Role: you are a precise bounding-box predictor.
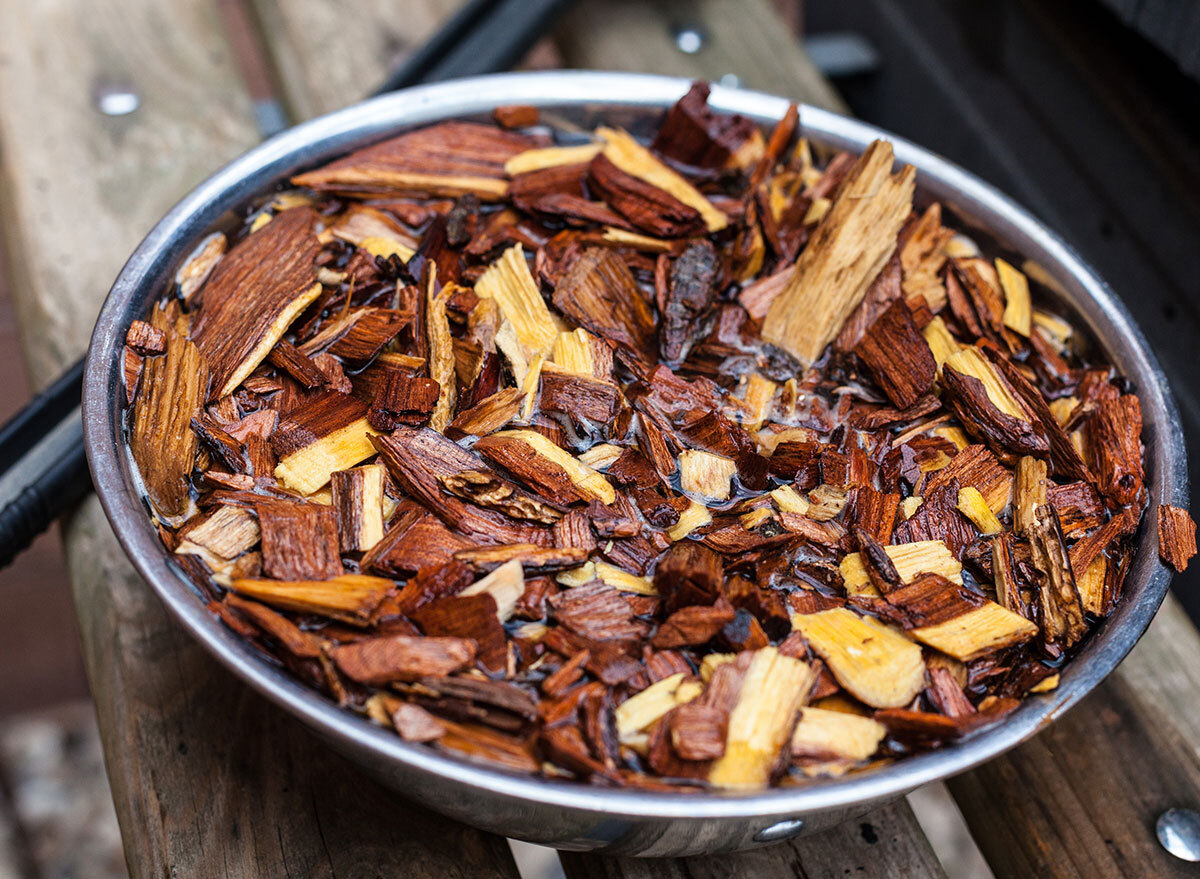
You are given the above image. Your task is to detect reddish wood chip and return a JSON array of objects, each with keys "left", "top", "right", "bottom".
[
  {"left": 1159, "top": 504, "right": 1197, "bottom": 573},
  {"left": 329, "top": 635, "right": 475, "bottom": 685}
]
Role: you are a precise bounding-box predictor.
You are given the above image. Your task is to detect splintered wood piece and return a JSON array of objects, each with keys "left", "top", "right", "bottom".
[
  {"left": 550, "top": 327, "right": 610, "bottom": 378},
  {"left": 791, "top": 706, "right": 886, "bottom": 763},
  {"left": 548, "top": 582, "right": 647, "bottom": 641},
  {"left": 177, "top": 231, "right": 226, "bottom": 302},
  {"left": 653, "top": 541, "right": 725, "bottom": 610},
  {"left": 330, "top": 635, "right": 475, "bottom": 685},
  {"left": 229, "top": 574, "right": 393, "bottom": 625},
  {"left": 588, "top": 154, "right": 704, "bottom": 238},
  {"left": 317, "top": 308, "right": 414, "bottom": 363},
  {"left": 1014, "top": 455, "right": 1048, "bottom": 535},
  {"left": 1087, "top": 394, "right": 1144, "bottom": 506},
  {"left": 660, "top": 241, "right": 718, "bottom": 366},
  {"left": 425, "top": 273, "right": 457, "bottom": 433},
  {"left": 291, "top": 121, "right": 538, "bottom": 199},
  {"left": 257, "top": 500, "right": 344, "bottom": 581},
  {"left": 854, "top": 299, "right": 936, "bottom": 409},
  {"left": 1046, "top": 481, "right": 1106, "bottom": 539},
  {"left": 596, "top": 127, "right": 727, "bottom": 232},
  {"left": 1029, "top": 504, "right": 1087, "bottom": 647},
  {"left": 615, "top": 673, "right": 694, "bottom": 739},
  {"left": 899, "top": 203, "right": 952, "bottom": 307},
  {"left": 362, "top": 510, "right": 473, "bottom": 577},
  {"left": 391, "top": 703, "right": 447, "bottom": 743},
  {"left": 175, "top": 505, "right": 259, "bottom": 564},
  {"left": 957, "top": 486, "right": 1003, "bottom": 535},
  {"left": 475, "top": 429, "right": 615, "bottom": 505},
  {"left": 126, "top": 319, "right": 165, "bottom": 355},
  {"left": 440, "top": 471, "right": 562, "bottom": 525},
  {"left": 941, "top": 347, "right": 1048, "bottom": 458},
  {"left": 371, "top": 429, "right": 550, "bottom": 546},
  {"left": 331, "top": 465, "right": 385, "bottom": 553},
  {"left": 708, "top": 647, "right": 814, "bottom": 789},
  {"left": 1068, "top": 506, "right": 1139, "bottom": 576},
  {"left": 652, "top": 603, "right": 738, "bottom": 648},
  {"left": 670, "top": 703, "right": 728, "bottom": 761},
  {"left": 996, "top": 258, "right": 1032, "bottom": 336},
  {"left": 678, "top": 449, "right": 737, "bottom": 501},
  {"left": 667, "top": 499, "right": 712, "bottom": 542},
  {"left": 762, "top": 140, "right": 915, "bottom": 365},
  {"left": 368, "top": 373, "right": 441, "bottom": 431},
  {"left": 410, "top": 593, "right": 507, "bottom": 673},
  {"left": 925, "top": 443, "right": 1013, "bottom": 514},
  {"left": 922, "top": 316, "right": 960, "bottom": 371},
  {"left": 223, "top": 594, "right": 324, "bottom": 659},
  {"left": 268, "top": 338, "right": 327, "bottom": 388},
  {"left": 130, "top": 302, "right": 207, "bottom": 525},
  {"left": 650, "top": 82, "right": 761, "bottom": 171},
  {"left": 986, "top": 348, "right": 1092, "bottom": 481},
  {"left": 1158, "top": 504, "right": 1197, "bottom": 573},
  {"left": 455, "top": 544, "right": 584, "bottom": 573},
  {"left": 791, "top": 608, "right": 925, "bottom": 708},
  {"left": 538, "top": 370, "right": 621, "bottom": 424},
  {"left": 1076, "top": 554, "right": 1108, "bottom": 616},
  {"left": 190, "top": 207, "right": 322, "bottom": 398},
  {"left": 474, "top": 244, "right": 560, "bottom": 370},
  {"left": 447, "top": 387, "right": 524, "bottom": 438},
  {"left": 504, "top": 142, "right": 602, "bottom": 176},
  {"left": 890, "top": 573, "right": 1037, "bottom": 660},
  {"left": 272, "top": 392, "right": 378, "bottom": 495},
  {"left": 552, "top": 247, "right": 656, "bottom": 357},
  {"left": 459, "top": 558, "right": 526, "bottom": 621},
  {"left": 839, "top": 539, "right": 963, "bottom": 597}
]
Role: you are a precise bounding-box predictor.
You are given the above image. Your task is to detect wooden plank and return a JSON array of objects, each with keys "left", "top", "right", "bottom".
[
  {"left": 0, "top": 0, "right": 260, "bottom": 387},
  {"left": 558, "top": 800, "right": 947, "bottom": 878},
  {"left": 0, "top": 1, "right": 520, "bottom": 875},
  {"left": 248, "top": 0, "right": 465, "bottom": 119},
  {"left": 554, "top": 0, "right": 847, "bottom": 113},
  {"left": 946, "top": 593, "right": 1200, "bottom": 879}
]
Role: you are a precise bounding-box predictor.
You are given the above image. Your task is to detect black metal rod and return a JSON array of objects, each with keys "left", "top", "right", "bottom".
[
  {"left": 371, "top": 0, "right": 503, "bottom": 95},
  {"left": 0, "top": 357, "right": 83, "bottom": 474},
  {"left": 373, "top": 0, "right": 576, "bottom": 94}
]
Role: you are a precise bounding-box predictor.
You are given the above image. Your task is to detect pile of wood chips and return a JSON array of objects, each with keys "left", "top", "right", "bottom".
[{"left": 125, "top": 83, "right": 1195, "bottom": 790}]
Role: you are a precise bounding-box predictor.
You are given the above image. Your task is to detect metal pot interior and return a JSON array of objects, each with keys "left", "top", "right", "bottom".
[{"left": 81, "top": 71, "right": 1187, "bottom": 855}]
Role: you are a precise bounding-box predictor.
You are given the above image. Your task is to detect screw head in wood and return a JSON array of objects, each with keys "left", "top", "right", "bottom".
[{"left": 1157, "top": 808, "right": 1200, "bottom": 861}]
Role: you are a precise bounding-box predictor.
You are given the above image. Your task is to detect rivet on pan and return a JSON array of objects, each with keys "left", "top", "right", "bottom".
[
  {"left": 754, "top": 818, "right": 805, "bottom": 843},
  {"left": 1157, "top": 808, "right": 1200, "bottom": 861},
  {"left": 94, "top": 83, "right": 140, "bottom": 116},
  {"left": 673, "top": 26, "right": 706, "bottom": 54}
]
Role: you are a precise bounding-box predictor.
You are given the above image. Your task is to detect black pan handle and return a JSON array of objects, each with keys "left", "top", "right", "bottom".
[{"left": 0, "top": 413, "right": 90, "bottom": 568}]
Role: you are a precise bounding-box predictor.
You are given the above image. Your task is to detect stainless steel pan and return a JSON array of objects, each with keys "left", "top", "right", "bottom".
[{"left": 82, "top": 71, "right": 1187, "bottom": 856}]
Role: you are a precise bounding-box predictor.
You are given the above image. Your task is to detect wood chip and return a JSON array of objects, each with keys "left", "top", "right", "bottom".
[
  {"left": 762, "top": 140, "right": 915, "bottom": 364},
  {"left": 1158, "top": 504, "right": 1197, "bottom": 573}
]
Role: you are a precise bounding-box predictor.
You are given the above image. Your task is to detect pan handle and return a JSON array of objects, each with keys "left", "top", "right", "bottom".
[{"left": 0, "top": 356, "right": 90, "bottom": 568}]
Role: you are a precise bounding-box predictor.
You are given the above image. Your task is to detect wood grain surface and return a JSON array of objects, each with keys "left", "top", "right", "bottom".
[{"left": 559, "top": 799, "right": 946, "bottom": 879}]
